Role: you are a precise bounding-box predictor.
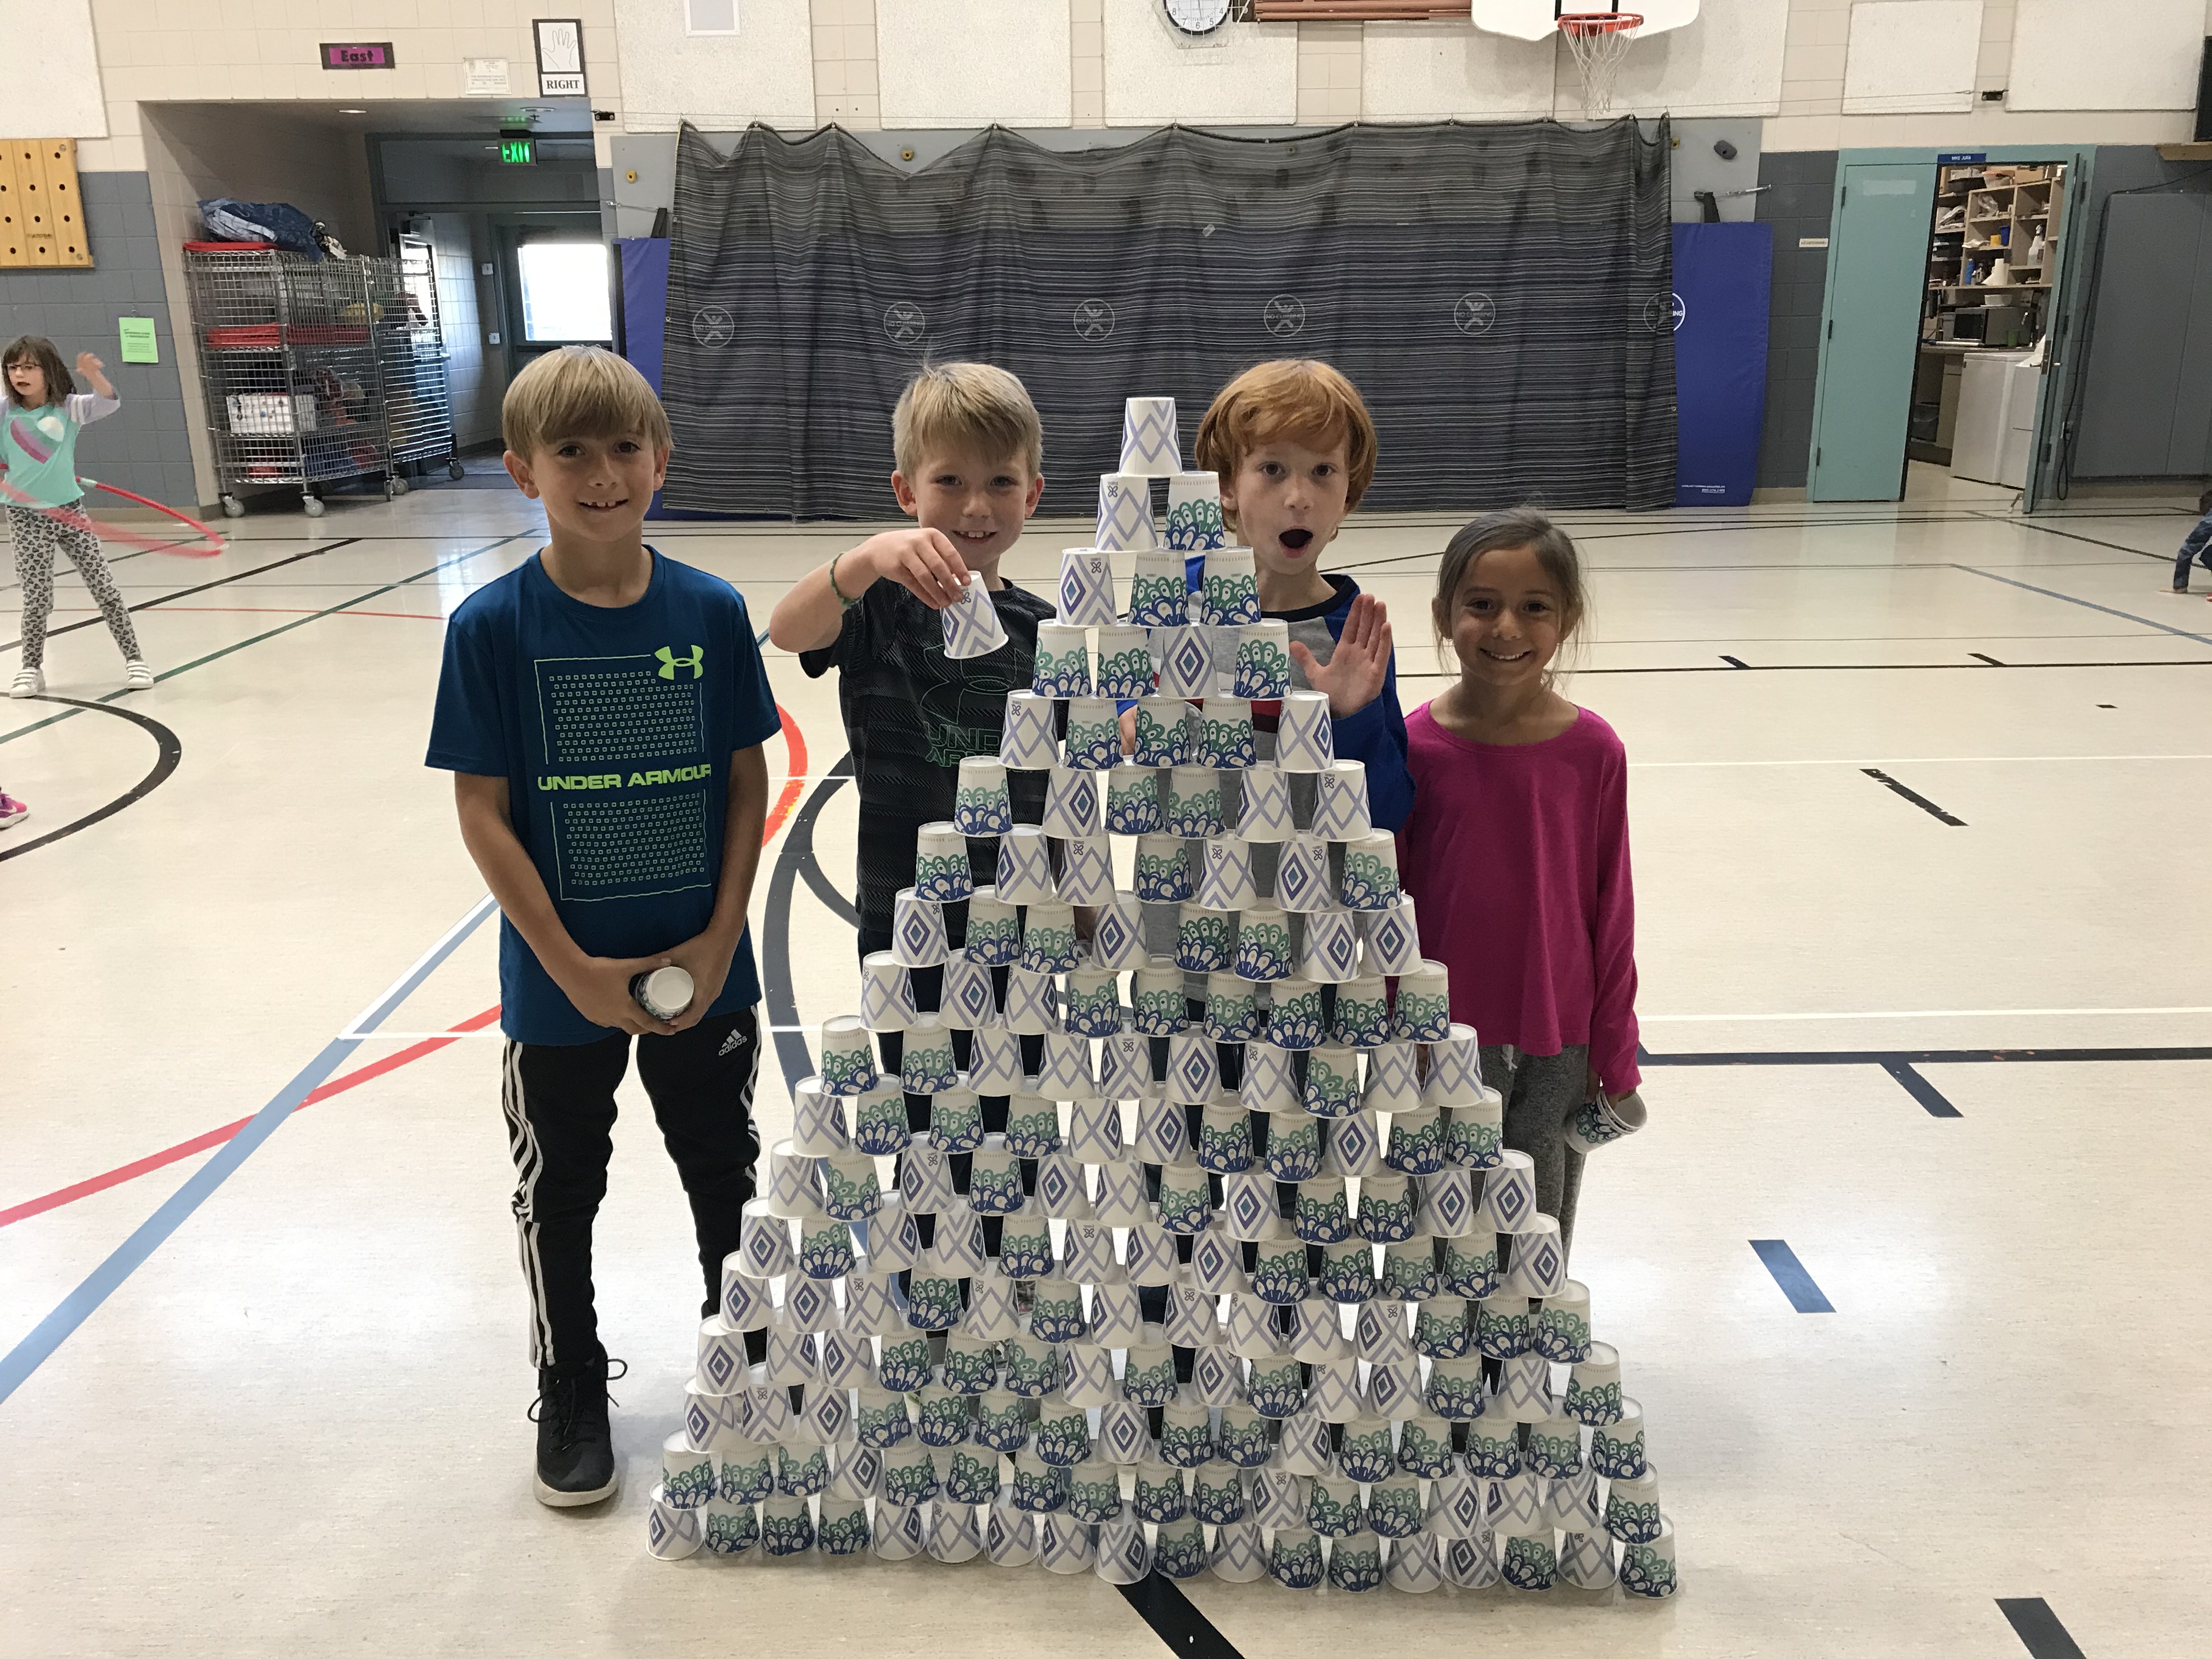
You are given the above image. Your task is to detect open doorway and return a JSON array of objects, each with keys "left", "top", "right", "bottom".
[
  {"left": 1908, "top": 162, "right": 2067, "bottom": 495},
  {"left": 1808, "top": 145, "right": 2095, "bottom": 507}
]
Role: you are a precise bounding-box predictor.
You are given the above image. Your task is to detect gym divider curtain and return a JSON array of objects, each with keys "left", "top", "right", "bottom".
[{"left": 661, "top": 119, "right": 1675, "bottom": 519}]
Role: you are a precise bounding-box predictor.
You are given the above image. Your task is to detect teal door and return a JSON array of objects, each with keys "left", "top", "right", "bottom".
[{"left": 1809, "top": 163, "right": 1937, "bottom": 500}]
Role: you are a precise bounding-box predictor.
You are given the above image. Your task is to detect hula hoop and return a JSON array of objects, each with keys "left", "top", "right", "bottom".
[{"left": 0, "top": 472, "right": 227, "bottom": 557}]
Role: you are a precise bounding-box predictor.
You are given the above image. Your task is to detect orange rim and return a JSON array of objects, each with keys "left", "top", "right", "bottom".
[{"left": 1559, "top": 12, "right": 1643, "bottom": 35}]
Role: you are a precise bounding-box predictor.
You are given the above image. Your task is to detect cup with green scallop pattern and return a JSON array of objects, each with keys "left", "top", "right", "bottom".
[
  {"left": 1392, "top": 958, "right": 1451, "bottom": 1042},
  {"left": 1217, "top": 1398, "right": 1275, "bottom": 1465},
  {"left": 1605, "top": 1466, "right": 1662, "bottom": 1543},
  {"left": 1259, "top": 1109, "right": 1322, "bottom": 1182},
  {"left": 1067, "top": 1460, "right": 1122, "bottom": 1522},
  {"left": 1315, "top": 1238, "right": 1375, "bottom": 1303},
  {"left": 1031, "top": 622, "right": 1091, "bottom": 697},
  {"left": 1533, "top": 1279, "right": 1592, "bottom": 1362},
  {"left": 1248, "top": 1232, "right": 1309, "bottom": 1304},
  {"left": 1268, "top": 1523, "right": 1324, "bottom": 1589},
  {"left": 1464, "top": 1413, "right": 1521, "bottom": 1477},
  {"left": 974, "top": 1388, "right": 1035, "bottom": 1454},
  {"left": 1499, "top": 1526, "right": 1556, "bottom": 1592},
  {"left": 1301, "top": 1045, "right": 1361, "bottom": 1117},
  {"left": 1193, "top": 1462, "right": 1246, "bottom": 1523},
  {"left": 1154, "top": 1513, "right": 1207, "bottom": 1579},
  {"left": 1247, "top": 1351, "right": 1305, "bottom": 1418},
  {"left": 1232, "top": 620, "right": 1291, "bottom": 699},
  {"left": 1130, "top": 549, "right": 1189, "bottom": 626},
  {"left": 1293, "top": 1174, "right": 1351, "bottom": 1242},
  {"left": 1165, "top": 765, "right": 1223, "bottom": 838},
  {"left": 1033, "top": 1396, "right": 1091, "bottom": 1466},
  {"left": 1444, "top": 1097, "right": 1505, "bottom": 1169},
  {"left": 1012, "top": 1448, "right": 1068, "bottom": 1513},
  {"left": 699, "top": 1497, "right": 758, "bottom": 1556},
  {"left": 1357, "top": 1173, "right": 1418, "bottom": 1242},
  {"left": 1204, "top": 969, "right": 1264, "bottom": 1041},
  {"left": 1385, "top": 1105, "right": 1444, "bottom": 1175},
  {"left": 1565, "top": 1341, "right": 1622, "bottom": 1424},
  {"left": 1264, "top": 976, "right": 1325, "bottom": 1049},
  {"left": 1424, "top": 1353, "right": 1487, "bottom": 1420},
  {"left": 1132, "top": 836, "right": 1192, "bottom": 907},
  {"left": 1526, "top": 1410, "right": 1584, "bottom": 1479},
  {"left": 1230, "top": 904, "right": 1295, "bottom": 982},
  {"left": 1200, "top": 546, "right": 1261, "bottom": 627},
  {"left": 1173, "top": 902, "right": 1235, "bottom": 974},
  {"left": 1198, "top": 696, "right": 1257, "bottom": 769},
  {"left": 1158, "top": 1397, "right": 1214, "bottom": 1468},
  {"left": 1133, "top": 695, "right": 1192, "bottom": 766},
  {"left": 1094, "top": 624, "right": 1155, "bottom": 699},
  {"left": 1106, "top": 762, "right": 1164, "bottom": 833},
  {"left": 1589, "top": 1397, "right": 1646, "bottom": 1480},
  {"left": 1064, "top": 696, "right": 1121, "bottom": 771},
  {"left": 997, "top": 1211, "right": 1055, "bottom": 1280}
]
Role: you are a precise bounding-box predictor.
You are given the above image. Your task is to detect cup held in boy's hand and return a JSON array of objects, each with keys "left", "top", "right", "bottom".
[{"left": 941, "top": 571, "right": 1009, "bottom": 659}]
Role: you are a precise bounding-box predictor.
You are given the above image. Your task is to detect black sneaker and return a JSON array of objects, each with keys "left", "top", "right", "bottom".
[{"left": 529, "top": 1356, "right": 625, "bottom": 1508}]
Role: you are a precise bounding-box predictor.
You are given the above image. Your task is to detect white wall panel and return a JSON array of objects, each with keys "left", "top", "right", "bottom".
[
  {"left": 879, "top": 0, "right": 1074, "bottom": 127},
  {"left": 2010, "top": 0, "right": 2204, "bottom": 111},
  {"left": 1361, "top": 22, "right": 1556, "bottom": 121},
  {"left": 1610, "top": 0, "right": 1790, "bottom": 119},
  {"left": 1843, "top": 2, "right": 1983, "bottom": 116},
  {"left": 613, "top": 0, "right": 817, "bottom": 132},
  {"left": 1102, "top": 2, "right": 1299, "bottom": 126},
  {"left": 2, "top": 0, "right": 105, "bottom": 138}
]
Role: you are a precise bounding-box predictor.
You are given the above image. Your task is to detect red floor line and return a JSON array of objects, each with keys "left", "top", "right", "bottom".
[{"left": 1, "top": 703, "right": 811, "bottom": 1231}]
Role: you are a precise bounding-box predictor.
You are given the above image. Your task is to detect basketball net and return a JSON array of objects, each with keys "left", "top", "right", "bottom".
[{"left": 1559, "top": 12, "right": 1642, "bottom": 120}]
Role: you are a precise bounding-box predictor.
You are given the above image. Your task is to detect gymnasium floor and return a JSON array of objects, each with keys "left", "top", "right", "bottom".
[{"left": 3, "top": 467, "right": 2209, "bottom": 1657}]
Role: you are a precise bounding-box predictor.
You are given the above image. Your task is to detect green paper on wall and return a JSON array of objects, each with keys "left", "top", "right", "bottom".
[{"left": 117, "top": 318, "right": 159, "bottom": 364}]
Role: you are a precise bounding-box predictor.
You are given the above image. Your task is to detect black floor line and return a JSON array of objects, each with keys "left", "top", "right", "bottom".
[
  {"left": 0, "top": 537, "right": 360, "bottom": 654},
  {"left": 1970, "top": 651, "right": 2004, "bottom": 665},
  {"left": 1117, "top": 1576, "right": 1245, "bottom": 1658},
  {"left": 1719, "top": 653, "right": 1750, "bottom": 668},
  {"left": 1864, "top": 768, "right": 1968, "bottom": 825},
  {"left": 1644, "top": 1044, "right": 2212, "bottom": 1065},
  {"left": 762, "top": 757, "right": 854, "bottom": 1093},
  {"left": 1749, "top": 1239, "right": 1835, "bottom": 1313},
  {"left": 1881, "top": 1059, "right": 1964, "bottom": 1117},
  {"left": 0, "top": 695, "right": 181, "bottom": 863},
  {"left": 0, "top": 533, "right": 528, "bottom": 752},
  {"left": 1997, "top": 1598, "right": 2089, "bottom": 1659},
  {"left": 1980, "top": 510, "right": 2179, "bottom": 565}
]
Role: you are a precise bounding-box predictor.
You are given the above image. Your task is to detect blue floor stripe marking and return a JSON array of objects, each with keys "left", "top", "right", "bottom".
[
  {"left": 1953, "top": 564, "right": 2212, "bottom": 648},
  {"left": 1882, "top": 1059, "right": 1964, "bottom": 1117},
  {"left": 1998, "top": 1598, "right": 2089, "bottom": 1659},
  {"left": 0, "top": 898, "right": 498, "bottom": 1409},
  {"left": 1750, "top": 1239, "right": 1835, "bottom": 1313}
]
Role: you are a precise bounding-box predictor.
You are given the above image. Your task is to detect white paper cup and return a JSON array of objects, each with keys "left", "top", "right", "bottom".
[
  {"left": 645, "top": 1484, "right": 704, "bottom": 1559},
  {"left": 1033, "top": 620, "right": 1093, "bottom": 698},
  {"left": 1137, "top": 1091, "right": 1193, "bottom": 1162},
  {"left": 1064, "top": 696, "right": 1121, "bottom": 771},
  {"left": 1393, "top": 958, "right": 1451, "bottom": 1042},
  {"left": 1196, "top": 833, "right": 1260, "bottom": 910},
  {"left": 1057, "top": 548, "right": 1118, "bottom": 628},
  {"left": 1097, "top": 470, "right": 1161, "bottom": 551},
  {"left": 857, "top": 951, "right": 916, "bottom": 1032},
  {"left": 1104, "top": 764, "right": 1163, "bottom": 838},
  {"left": 953, "top": 754, "right": 1013, "bottom": 836},
  {"left": 1198, "top": 696, "right": 1257, "bottom": 770},
  {"left": 995, "top": 826, "right": 1056, "bottom": 905},
  {"left": 1309, "top": 759, "right": 1372, "bottom": 840},
  {"left": 1129, "top": 548, "right": 1189, "bottom": 627},
  {"left": 1165, "top": 470, "right": 1224, "bottom": 551},
  {"left": 1272, "top": 832, "right": 1333, "bottom": 913},
  {"left": 1095, "top": 1028, "right": 1152, "bottom": 1107},
  {"left": 1057, "top": 833, "right": 1116, "bottom": 905},
  {"left": 764, "top": 1145, "right": 823, "bottom": 1220},
  {"left": 967, "top": 1019, "right": 1025, "bottom": 1093},
  {"left": 1042, "top": 764, "right": 1100, "bottom": 839},
  {"left": 943, "top": 570, "right": 1009, "bottom": 659},
  {"left": 1132, "top": 696, "right": 1192, "bottom": 768},
  {"left": 819, "top": 1014, "right": 879, "bottom": 1098},
  {"left": 1165, "top": 766, "right": 1225, "bottom": 839},
  {"left": 1199, "top": 546, "right": 1260, "bottom": 627},
  {"left": 1566, "top": 1088, "right": 1649, "bottom": 1153},
  {"left": 1299, "top": 905, "right": 1362, "bottom": 984},
  {"left": 998, "top": 689, "right": 1058, "bottom": 770},
  {"left": 898, "top": 1011, "right": 957, "bottom": 1094},
  {"left": 1153, "top": 625, "right": 1213, "bottom": 699},
  {"left": 1619, "top": 1515, "right": 1678, "bottom": 1598},
  {"left": 1339, "top": 828, "right": 1400, "bottom": 913},
  {"left": 1275, "top": 689, "right": 1336, "bottom": 773},
  {"left": 1119, "top": 397, "right": 1182, "bottom": 477},
  {"left": 1361, "top": 894, "right": 1423, "bottom": 975},
  {"left": 1133, "top": 833, "right": 1194, "bottom": 906},
  {"left": 789, "top": 1075, "right": 848, "bottom": 1157},
  {"left": 1475, "top": 1149, "right": 1539, "bottom": 1232}
]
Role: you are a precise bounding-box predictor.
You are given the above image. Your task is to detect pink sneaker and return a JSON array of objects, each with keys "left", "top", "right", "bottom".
[{"left": 0, "top": 792, "right": 26, "bottom": 830}]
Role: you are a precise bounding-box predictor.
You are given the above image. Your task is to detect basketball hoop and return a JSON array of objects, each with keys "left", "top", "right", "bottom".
[{"left": 1558, "top": 12, "right": 1642, "bottom": 120}]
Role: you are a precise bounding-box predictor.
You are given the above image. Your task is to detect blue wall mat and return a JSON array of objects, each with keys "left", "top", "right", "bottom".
[
  {"left": 618, "top": 237, "right": 670, "bottom": 391},
  {"left": 617, "top": 237, "right": 673, "bottom": 516},
  {"left": 1673, "top": 222, "right": 1774, "bottom": 506}
]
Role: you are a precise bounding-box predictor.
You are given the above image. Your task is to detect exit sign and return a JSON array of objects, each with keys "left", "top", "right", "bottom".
[
  {"left": 500, "top": 135, "right": 536, "bottom": 166},
  {"left": 320, "top": 42, "right": 395, "bottom": 70}
]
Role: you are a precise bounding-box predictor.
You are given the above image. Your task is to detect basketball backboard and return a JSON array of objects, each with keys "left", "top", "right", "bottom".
[{"left": 1469, "top": 0, "right": 1700, "bottom": 42}]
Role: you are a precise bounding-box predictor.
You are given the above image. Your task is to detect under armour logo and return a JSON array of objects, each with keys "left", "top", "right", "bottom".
[
  {"left": 656, "top": 645, "right": 704, "bottom": 681},
  {"left": 718, "top": 1027, "right": 745, "bottom": 1057}
]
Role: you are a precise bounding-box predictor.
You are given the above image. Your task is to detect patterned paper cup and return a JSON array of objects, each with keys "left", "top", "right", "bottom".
[
  {"left": 1033, "top": 620, "right": 1092, "bottom": 698},
  {"left": 1165, "top": 765, "right": 1225, "bottom": 840},
  {"left": 1042, "top": 764, "right": 1100, "bottom": 839},
  {"left": 1057, "top": 834, "right": 1116, "bottom": 906},
  {"left": 1094, "top": 622, "right": 1153, "bottom": 699},
  {"left": 819, "top": 1014, "right": 879, "bottom": 1098},
  {"left": 1130, "top": 548, "right": 1189, "bottom": 626},
  {"left": 1166, "top": 470, "right": 1225, "bottom": 551},
  {"left": 1058, "top": 548, "right": 1118, "bottom": 628},
  {"left": 1133, "top": 835, "right": 1194, "bottom": 909},
  {"left": 1234, "top": 761, "right": 1294, "bottom": 842},
  {"left": 942, "top": 569, "right": 1009, "bottom": 660},
  {"left": 1132, "top": 696, "right": 1192, "bottom": 768},
  {"left": 1097, "top": 470, "right": 1160, "bottom": 551},
  {"left": 966, "top": 1019, "right": 1025, "bottom": 1093},
  {"left": 1272, "top": 831, "right": 1333, "bottom": 913},
  {"left": 1120, "top": 396, "right": 1182, "bottom": 476},
  {"left": 1309, "top": 759, "right": 1372, "bottom": 841},
  {"left": 995, "top": 826, "right": 1056, "bottom": 905},
  {"left": 1198, "top": 696, "right": 1257, "bottom": 770},
  {"left": 1605, "top": 1464, "right": 1663, "bottom": 1543},
  {"left": 998, "top": 689, "right": 1058, "bottom": 770},
  {"left": 914, "top": 820, "right": 973, "bottom": 904},
  {"left": 1618, "top": 1515, "right": 1679, "bottom": 1599},
  {"left": 1232, "top": 620, "right": 1291, "bottom": 699},
  {"left": 789, "top": 1075, "right": 847, "bottom": 1157},
  {"left": 1533, "top": 1278, "right": 1593, "bottom": 1362},
  {"left": 1197, "top": 832, "right": 1260, "bottom": 910},
  {"left": 1200, "top": 546, "right": 1261, "bottom": 627},
  {"left": 1275, "top": 689, "right": 1336, "bottom": 773},
  {"left": 1338, "top": 829, "right": 1400, "bottom": 912},
  {"left": 1239, "top": 1037, "right": 1300, "bottom": 1112},
  {"left": 1104, "top": 764, "right": 1163, "bottom": 837},
  {"left": 964, "top": 887, "right": 1021, "bottom": 966},
  {"left": 1064, "top": 697, "right": 1122, "bottom": 771},
  {"left": 1566, "top": 1087, "right": 1649, "bottom": 1153},
  {"left": 1204, "top": 970, "right": 1265, "bottom": 1043},
  {"left": 953, "top": 754, "right": 1014, "bottom": 837},
  {"left": 1300, "top": 905, "right": 1363, "bottom": 984},
  {"left": 1175, "top": 902, "right": 1238, "bottom": 976},
  {"left": 859, "top": 951, "right": 916, "bottom": 1032},
  {"left": 1360, "top": 894, "right": 1423, "bottom": 975},
  {"left": 1153, "top": 624, "right": 1213, "bottom": 699},
  {"left": 645, "top": 1483, "right": 704, "bottom": 1560},
  {"left": 1566, "top": 1340, "right": 1624, "bottom": 1425}
]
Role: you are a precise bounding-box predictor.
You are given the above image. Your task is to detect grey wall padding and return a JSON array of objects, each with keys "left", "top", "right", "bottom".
[{"left": 659, "top": 119, "right": 1677, "bottom": 518}]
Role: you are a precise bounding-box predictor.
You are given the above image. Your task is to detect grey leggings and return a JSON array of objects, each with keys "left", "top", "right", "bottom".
[
  {"left": 8, "top": 505, "right": 139, "bottom": 670},
  {"left": 1481, "top": 1042, "right": 1589, "bottom": 1263}
]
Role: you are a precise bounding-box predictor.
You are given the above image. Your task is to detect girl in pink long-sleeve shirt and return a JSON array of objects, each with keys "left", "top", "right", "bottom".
[{"left": 1383, "top": 507, "right": 1646, "bottom": 1260}]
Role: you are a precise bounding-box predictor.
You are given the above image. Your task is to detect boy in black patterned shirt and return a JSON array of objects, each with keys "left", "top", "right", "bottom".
[{"left": 769, "top": 363, "right": 1051, "bottom": 991}]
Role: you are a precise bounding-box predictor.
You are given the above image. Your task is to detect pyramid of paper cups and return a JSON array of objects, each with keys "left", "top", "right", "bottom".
[{"left": 647, "top": 394, "right": 1678, "bottom": 1603}]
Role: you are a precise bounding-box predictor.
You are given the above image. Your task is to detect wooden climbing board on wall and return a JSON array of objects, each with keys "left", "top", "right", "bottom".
[{"left": 0, "top": 139, "right": 95, "bottom": 269}]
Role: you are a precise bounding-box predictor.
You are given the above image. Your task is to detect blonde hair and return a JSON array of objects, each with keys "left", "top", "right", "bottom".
[
  {"left": 1194, "top": 358, "right": 1379, "bottom": 516},
  {"left": 892, "top": 362, "right": 1043, "bottom": 479},
  {"left": 502, "top": 346, "right": 672, "bottom": 459}
]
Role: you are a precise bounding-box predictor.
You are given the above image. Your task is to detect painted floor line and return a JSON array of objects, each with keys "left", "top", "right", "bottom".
[
  {"left": 1953, "top": 562, "right": 2212, "bottom": 647},
  {"left": 1996, "top": 1598, "right": 2089, "bottom": 1659},
  {"left": 1750, "top": 1239, "right": 1835, "bottom": 1313},
  {"left": 0, "top": 896, "right": 499, "bottom": 1406}
]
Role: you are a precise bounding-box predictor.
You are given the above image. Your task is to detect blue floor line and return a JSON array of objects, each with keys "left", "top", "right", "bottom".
[
  {"left": 1952, "top": 564, "right": 2212, "bottom": 648},
  {"left": 0, "top": 898, "right": 498, "bottom": 1409},
  {"left": 1750, "top": 1239, "right": 1836, "bottom": 1313}
]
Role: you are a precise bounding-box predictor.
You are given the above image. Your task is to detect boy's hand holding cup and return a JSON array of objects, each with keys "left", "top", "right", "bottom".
[{"left": 856, "top": 527, "right": 970, "bottom": 611}]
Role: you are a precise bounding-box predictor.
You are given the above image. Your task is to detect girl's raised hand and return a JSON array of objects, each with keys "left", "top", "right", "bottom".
[
  {"left": 75, "top": 352, "right": 104, "bottom": 378},
  {"left": 1289, "top": 592, "right": 1393, "bottom": 719}
]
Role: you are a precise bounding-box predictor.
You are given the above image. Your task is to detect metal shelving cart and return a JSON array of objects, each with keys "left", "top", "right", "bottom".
[
  {"left": 184, "top": 245, "right": 447, "bottom": 517},
  {"left": 385, "top": 234, "right": 464, "bottom": 486}
]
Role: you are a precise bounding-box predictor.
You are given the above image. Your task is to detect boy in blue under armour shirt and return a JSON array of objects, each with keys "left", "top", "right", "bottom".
[{"left": 426, "top": 347, "right": 779, "bottom": 1510}]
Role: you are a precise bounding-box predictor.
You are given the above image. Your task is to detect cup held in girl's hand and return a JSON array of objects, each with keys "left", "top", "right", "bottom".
[
  {"left": 1566, "top": 1087, "right": 1648, "bottom": 1153},
  {"left": 942, "top": 570, "right": 1009, "bottom": 659}
]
